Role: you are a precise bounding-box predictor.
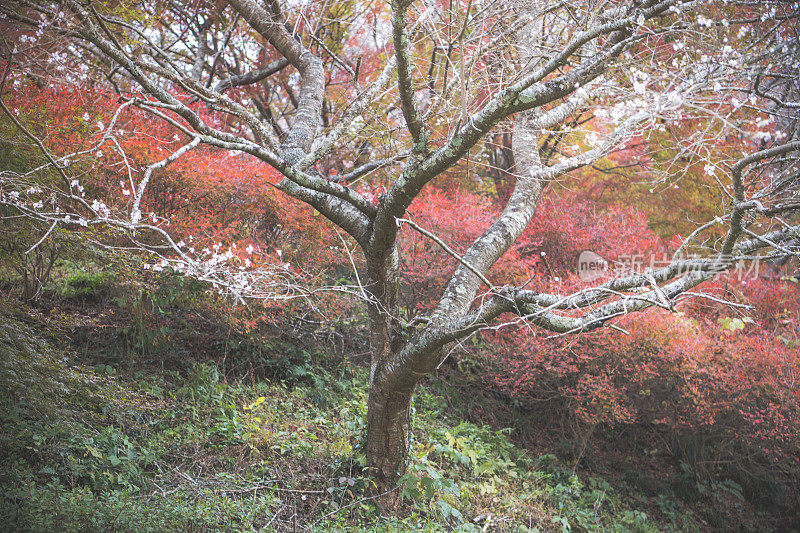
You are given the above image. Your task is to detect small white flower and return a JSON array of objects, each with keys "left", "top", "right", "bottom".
[
  {"left": 246, "top": 245, "right": 254, "bottom": 254},
  {"left": 697, "top": 15, "right": 713, "bottom": 28},
  {"left": 97, "top": 121, "right": 105, "bottom": 130},
  {"left": 704, "top": 163, "right": 717, "bottom": 176}
]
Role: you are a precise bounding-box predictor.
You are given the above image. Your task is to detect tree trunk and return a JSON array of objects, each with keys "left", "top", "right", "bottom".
[
  {"left": 362, "top": 244, "right": 415, "bottom": 511},
  {"left": 365, "top": 382, "right": 413, "bottom": 511}
]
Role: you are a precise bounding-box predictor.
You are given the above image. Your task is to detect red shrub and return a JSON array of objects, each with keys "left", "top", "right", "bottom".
[{"left": 482, "top": 307, "right": 800, "bottom": 489}]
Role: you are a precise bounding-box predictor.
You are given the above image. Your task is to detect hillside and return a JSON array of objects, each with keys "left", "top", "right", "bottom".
[{"left": 0, "top": 272, "right": 792, "bottom": 531}]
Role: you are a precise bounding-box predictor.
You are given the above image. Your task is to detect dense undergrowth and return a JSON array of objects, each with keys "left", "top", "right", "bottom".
[
  {"left": 0, "top": 302, "right": 661, "bottom": 532},
  {"left": 0, "top": 253, "right": 795, "bottom": 532}
]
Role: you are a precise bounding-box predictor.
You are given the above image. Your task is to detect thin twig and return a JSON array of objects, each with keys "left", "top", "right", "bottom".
[
  {"left": 309, "top": 487, "right": 399, "bottom": 527},
  {"left": 0, "top": 94, "right": 72, "bottom": 188},
  {"left": 25, "top": 220, "right": 58, "bottom": 255},
  {"left": 398, "top": 217, "right": 496, "bottom": 291}
]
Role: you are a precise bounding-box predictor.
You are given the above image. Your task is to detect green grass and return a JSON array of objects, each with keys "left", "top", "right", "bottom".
[{"left": 0, "top": 303, "right": 704, "bottom": 532}]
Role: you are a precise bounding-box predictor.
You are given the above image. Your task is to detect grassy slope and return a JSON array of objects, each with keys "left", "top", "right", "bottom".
[{"left": 0, "top": 295, "right": 711, "bottom": 533}]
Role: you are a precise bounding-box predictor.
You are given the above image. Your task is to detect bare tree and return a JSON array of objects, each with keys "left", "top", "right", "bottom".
[{"left": 1, "top": 0, "right": 799, "bottom": 508}]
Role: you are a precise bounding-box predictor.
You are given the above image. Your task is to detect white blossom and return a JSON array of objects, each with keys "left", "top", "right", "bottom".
[{"left": 697, "top": 15, "right": 713, "bottom": 28}]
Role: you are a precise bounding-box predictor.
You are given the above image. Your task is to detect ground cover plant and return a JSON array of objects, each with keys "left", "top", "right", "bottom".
[{"left": 0, "top": 294, "right": 710, "bottom": 531}]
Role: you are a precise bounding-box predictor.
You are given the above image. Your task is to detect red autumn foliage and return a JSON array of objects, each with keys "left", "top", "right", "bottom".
[
  {"left": 397, "top": 186, "right": 663, "bottom": 317},
  {"left": 6, "top": 79, "right": 800, "bottom": 509},
  {"left": 482, "top": 296, "right": 800, "bottom": 493},
  {"left": 6, "top": 82, "right": 347, "bottom": 271}
]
